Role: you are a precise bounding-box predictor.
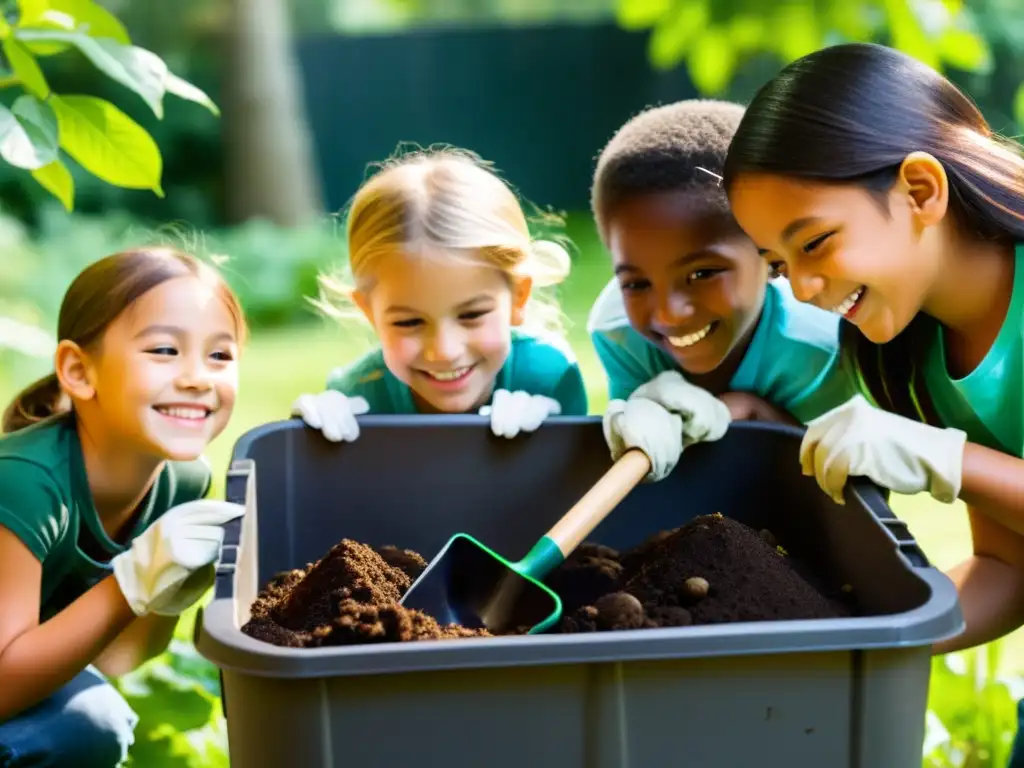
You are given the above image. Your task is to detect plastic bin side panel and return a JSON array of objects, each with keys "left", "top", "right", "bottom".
[
  {"left": 618, "top": 651, "right": 853, "bottom": 767},
  {"left": 855, "top": 647, "right": 933, "bottom": 768},
  {"left": 219, "top": 651, "right": 878, "bottom": 768}
]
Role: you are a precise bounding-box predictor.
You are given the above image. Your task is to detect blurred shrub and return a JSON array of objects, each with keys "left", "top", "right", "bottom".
[
  {"left": 925, "top": 643, "right": 1021, "bottom": 767},
  {"left": 0, "top": 206, "right": 346, "bottom": 368}
]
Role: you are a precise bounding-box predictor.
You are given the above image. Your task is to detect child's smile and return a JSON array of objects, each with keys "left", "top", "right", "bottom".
[
  {"left": 355, "top": 252, "right": 530, "bottom": 414},
  {"left": 606, "top": 190, "right": 767, "bottom": 380}
]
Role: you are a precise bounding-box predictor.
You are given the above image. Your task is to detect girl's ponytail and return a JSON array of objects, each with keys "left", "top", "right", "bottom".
[{"left": 2, "top": 373, "right": 68, "bottom": 434}]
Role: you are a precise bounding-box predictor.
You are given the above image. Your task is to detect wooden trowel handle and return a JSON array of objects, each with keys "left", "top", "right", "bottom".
[{"left": 545, "top": 449, "right": 652, "bottom": 557}]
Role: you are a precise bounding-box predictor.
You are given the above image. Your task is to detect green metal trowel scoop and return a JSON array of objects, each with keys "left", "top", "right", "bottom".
[{"left": 399, "top": 449, "right": 652, "bottom": 635}]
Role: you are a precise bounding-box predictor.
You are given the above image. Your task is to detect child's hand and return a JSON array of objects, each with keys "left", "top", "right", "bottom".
[
  {"left": 112, "top": 499, "right": 245, "bottom": 616},
  {"left": 800, "top": 394, "right": 967, "bottom": 505},
  {"left": 291, "top": 391, "right": 370, "bottom": 442},
  {"left": 479, "top": 389, "right": 561, "bottom": 439},
  {"left": 719, "top": 391, "right": 800, "bottom": 425},
  {"left": 603, "top": 398, "right": 683, "bottom": 482},
  {"left": 631, "top": 371, "right": 731, "bottom": 446}
]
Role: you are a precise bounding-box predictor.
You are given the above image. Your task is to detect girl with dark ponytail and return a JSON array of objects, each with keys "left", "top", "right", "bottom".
[
  {"left": 0, "top": 248, "right": 248, "bottom": 766},
  {"left": 723, "top": 42, "right": 1024, "bottom": 669}
]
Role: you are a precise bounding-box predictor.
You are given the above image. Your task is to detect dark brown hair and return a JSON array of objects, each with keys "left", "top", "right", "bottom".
[
  {"left": 722, "top": 42, "right": 1024, "bottom": 422},
  {"left": 723, "top": 43, "right": 1024, "bottom": 242},
  {"left": 591, "top": 99, "right": 745, "bottom": 244},
  {"left": 2, "top": 247, "right": 247, "bottom": 434}
]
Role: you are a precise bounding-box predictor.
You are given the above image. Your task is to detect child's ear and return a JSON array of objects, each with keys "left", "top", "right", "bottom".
[
  {"left": 510, "top": 276, "right": 533, "bottom": 327},
  {"left": 897, "top": 151, "right": 948, "bottom": 229},
  {"left": 352, "top": 290, "right": 375, "bottom": 329},
  {"left": 55, "top": 340, "right": 94, "bottom": 401}
]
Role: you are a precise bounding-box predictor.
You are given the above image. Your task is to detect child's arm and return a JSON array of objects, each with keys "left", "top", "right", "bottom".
[
  {"left": 959, "top": 442, "right": 1024, "bottom": 527},
  {"left": 93, "top": 613, "right": 181, "bottom": 677},
  {"left": 0, "top": 526, "right": 136, "bottom": 720},
  {"left": 933, "top": 506, "right": 1024, "bottom": 654}
]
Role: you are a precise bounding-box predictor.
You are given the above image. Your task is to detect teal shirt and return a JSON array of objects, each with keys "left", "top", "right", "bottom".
[
  {"left": 326, "top": 330, "right": 589, "bottom": 415},
  {"left": 921, "top": 243, "right": 1024, "bottom": 457},
  {"left": 587, "top": 277, "right": 857, "bottom": 423},
  {"left": 0, "top": 413, "right": 212, "bottom": 621}
]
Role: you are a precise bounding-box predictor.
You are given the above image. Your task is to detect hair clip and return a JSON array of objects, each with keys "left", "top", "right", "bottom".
[{"left": 696, "top": 166, "right": 723, "bottom": 186}]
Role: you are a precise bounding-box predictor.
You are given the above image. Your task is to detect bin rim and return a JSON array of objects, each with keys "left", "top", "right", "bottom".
[{"left": 196, "top": 418, "right": 965, "bottom": 679}]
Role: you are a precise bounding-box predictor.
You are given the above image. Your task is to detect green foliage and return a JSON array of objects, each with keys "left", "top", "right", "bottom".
[
  {"left": 617, "top": 0, "right": 993, "bottom": 94},
  {"left": 114, "top": 639, "right": 229, "bottom": 767},
  {"left": 926, "top": 644, "right": 1020, "bottom": 767},
  {"left": 0, "top": 0, "right": 217, "bottom": 209},
  {"left": 0, "top": 208, "right": 346, "bottom": 361}
]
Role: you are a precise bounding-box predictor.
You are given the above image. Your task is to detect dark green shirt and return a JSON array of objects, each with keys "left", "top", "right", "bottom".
[{"left": 0, "top": 413, "right": 211, "bottom": 620}]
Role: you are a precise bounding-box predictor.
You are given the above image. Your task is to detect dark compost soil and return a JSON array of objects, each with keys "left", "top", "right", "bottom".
[{"left": 242, "top": 514, "right": 854, "bottom": 647}]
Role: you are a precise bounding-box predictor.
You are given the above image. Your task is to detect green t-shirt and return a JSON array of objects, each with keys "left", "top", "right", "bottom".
[
  {"left": 0, "top": 413, "right": 212, "bottom": 620},
  {"left": 588, "top": 277, "right": 858, "bottom": 423},
  {"left": 325, "top": 330, "right": 589, "bottom": 415},
  {"left": 922, "top": 243, "right": 1024, "bottom": 456},
  {"left": 842, "top": 244, "right": 1023, "bottom": 458}
]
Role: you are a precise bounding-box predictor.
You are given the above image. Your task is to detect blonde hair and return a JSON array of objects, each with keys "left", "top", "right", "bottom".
[{"left": 315, "top": 146, "right": 572, "bottom": 337}]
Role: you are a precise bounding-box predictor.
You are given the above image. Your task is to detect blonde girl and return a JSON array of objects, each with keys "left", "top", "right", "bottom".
[{"left": 293, "top": 148, "right": 588, "bottom": 440}]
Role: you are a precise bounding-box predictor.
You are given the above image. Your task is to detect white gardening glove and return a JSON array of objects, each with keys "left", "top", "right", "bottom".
[
  {"left": 800, "top": 394, "right": 967, "bottom": 505},
  {"left": 112, "top": 499, "right": 245, "bottom": 616},
  {"left": 631, "top": 371, "right": 732, "bottom": 446},
  {"left": 603, "top": 398, "right": 684, "bottom": 482},
  {"left": 291, "top": 390, "right": 370, "bottom": 442},
  {"left": 478, "top": 389, "right": 562, "bottom": 439}
]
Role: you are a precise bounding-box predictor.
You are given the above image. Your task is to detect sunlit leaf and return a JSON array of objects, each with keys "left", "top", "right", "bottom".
[
  {"left": 827, "top": 3, "right": 878, "bottom": 40},
  {"left": 937, "top": 27, "right": 992, "bottom": 73},
  {"left": 0, "top": 95, "right": 57, "bottom": 169},
  {"left": 17, "top": 0, "right": 130, "bottom": 56},
  {"left": 615, "top": 0, "right": 672, "bottom": 30},
  {"left": 726, "top": 14, "right": 764, "bottom": 53},
  {"left": 648, "top": 0, "right": 708, "bottom": 70},
  {"left": 165, "top": 72, "right": 220, "bottom": 117},
  {"left": 31, "top": 157, "right": 73, "bottom": 210},
  {"left": 686, "top": 25, "right": 735, "bottom": 94},
  {"left": 884, "top": 0, "right": 940, "bottom": 70},
  {"left": 770, "top": 2, "right": 822, "bottom": 62},
  {"left": 15, "top": 30, "right": 167, "bottom": 118},
  {"left": 50, "top": 94, "right": 163, "bottom": 194},
  {"left": 1, "top": 37, "right": 48, "bottom": 98}
]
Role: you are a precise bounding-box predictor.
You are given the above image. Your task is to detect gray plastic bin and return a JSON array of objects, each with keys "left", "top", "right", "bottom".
[{"left": 196, "top": 417, "right": 963, "bottom": 768}]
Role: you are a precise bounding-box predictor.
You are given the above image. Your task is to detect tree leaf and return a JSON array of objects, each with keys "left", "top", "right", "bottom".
[
  {"left": 50, "top": 94, "right": 163, "bottom": 194},
  {"left": 165, "top": 71, "right": 220, "bottom": 117},
  {"left": 615, "top": 0, "right": 672, "bottom": 30},
  {"left": 884, "top": 0, "right": 940, "bottom": 71},
  {"left": 0, "top": 95, "right": 58, "bottom": 169},
  {"left": 648, "top": 0, "right": 708, "bottom": 70},
  {"left": 770, "top": 2, "right": 822, "bottom": 63},
  {"left": 16, "top": 30, "right": 167, "bottom": 118},
  {"left": 1, "top": 38, "right": 48, "bottom": 98},
  {"left": 31, "top": 156, "right": 73, "bottom": 210},
  {"left": 1014, "top": 83, "right": 1024, "bottom": 128},
  {"left": 937, "top": 27, "right": 992, "bottom": 73},
  {"left": 17, "top": 0, "right": 130, "bottom": 56},
  {"left": 686, "top": 25, "right": 735, "bottom": 94}
]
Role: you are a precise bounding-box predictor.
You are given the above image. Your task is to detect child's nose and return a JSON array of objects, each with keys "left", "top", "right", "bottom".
[
  {"left": 789, "top": 265, "right": 826, "bottom": 304},
  {"left": 175, "top": 355, "right": 213, "bottom": 391},
  {"left": 424, "top": 327, "right": 463, "bottom": 362},
  {"left": 654, "top": 292, "right": 696, "bottom": 327}
]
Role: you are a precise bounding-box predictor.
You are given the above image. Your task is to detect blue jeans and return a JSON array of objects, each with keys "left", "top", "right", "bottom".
[
  {"left": 1010, "top": 698, "right": 1024, "bottom": 767},
  {"left": 0, "top": 666, "right": 138, "bottom": 768}
]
